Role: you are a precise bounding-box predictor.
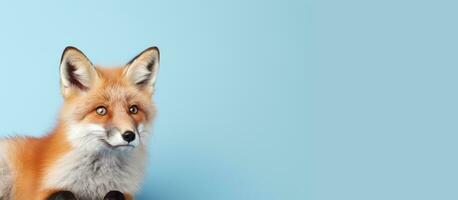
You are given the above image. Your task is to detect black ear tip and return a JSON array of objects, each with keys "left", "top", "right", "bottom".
[
  {"left": 64, "top": 45, "right": 77, "bottom": 50},
  {"left": 60, "top": 46, "right": 88, "bottom": 63},
  {"left": 127, "top": 46, "right": 160, "bottom": 65},
  {"left": 61, "top": 46, "right": 76, "bottom": 62},
  {"left": 150, "top": 46, "right": 159, "bottom": 51},
  {"left": 149, "top": 46, "right": 160, "bottom": 60},
  {"left": 145, "top": 46, "right": 160, "bottom": 57},
  {"left": 62, "top": 46, "right": 82, "bottom": 53},
  {"left": 144, "top": 46, "right": 159, "bottom": 51}
]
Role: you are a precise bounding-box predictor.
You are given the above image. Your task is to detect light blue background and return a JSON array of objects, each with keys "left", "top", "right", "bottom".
[
  {"left": 310, "top": 0, "right": 458, "bottom": 199},
  {"left": 0, "top": 0, "right": 308, "bottom": 200},
  {"left": 7, "top": 0, "right": 456, "bottom": 200}
]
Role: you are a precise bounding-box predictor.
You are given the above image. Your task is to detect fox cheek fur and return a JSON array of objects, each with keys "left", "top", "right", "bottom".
[{"left": 0, "top": 46, "right": 160, "bottom": 200}]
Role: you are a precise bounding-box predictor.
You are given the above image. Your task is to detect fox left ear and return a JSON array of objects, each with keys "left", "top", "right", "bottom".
[
  {"left": 60, "top": 46, "right": 99, "bottom": 97},
  {"left": 123, "top": 47, "right": 160, "bottom": 93}
]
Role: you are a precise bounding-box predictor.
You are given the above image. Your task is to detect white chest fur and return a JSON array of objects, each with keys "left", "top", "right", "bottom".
[{"left": 44, "top": 148, "right": 146, "bottom": 200}]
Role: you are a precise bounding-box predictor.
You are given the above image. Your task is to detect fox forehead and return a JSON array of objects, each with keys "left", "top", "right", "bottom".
[
  {"left": 62, "top": 66, "right": 155, "bottom": 122},
  {"left": 92, "top": 66, "right": 144, "bottom": 102}
]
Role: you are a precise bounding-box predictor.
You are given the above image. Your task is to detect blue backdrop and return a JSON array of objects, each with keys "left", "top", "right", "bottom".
[
  {"left": 310, "top": 0, "right": 458, "bottom": 199},
  {"left": 5, "top": 0, "right": 458, "bottom": 200},
  {"left": 0, "top": 0, "right": 307, "bottom": 200},
  {"left": 6, "top": 0, "right": 458, "bottom": 200}
]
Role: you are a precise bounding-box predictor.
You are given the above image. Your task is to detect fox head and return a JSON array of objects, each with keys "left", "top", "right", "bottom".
[{"left": 58, "top": 46, "right": 159, "bottom": 152}]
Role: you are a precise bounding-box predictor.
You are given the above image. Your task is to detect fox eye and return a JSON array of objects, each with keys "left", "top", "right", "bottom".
[
  {"left": 129, "top": 105, "right": 138, "bottom": 114},
  {"left": 96, "top": 106, "right": 108, "bottom": 116}
]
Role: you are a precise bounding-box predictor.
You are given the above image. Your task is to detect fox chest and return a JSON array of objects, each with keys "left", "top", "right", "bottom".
[{"left": 43, "top": 151, "right": 145, "bottom": 200}]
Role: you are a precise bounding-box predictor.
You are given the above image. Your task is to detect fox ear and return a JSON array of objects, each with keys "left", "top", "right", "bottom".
[
  {"left": 60, "top": 46, "right": 99, "bottom": 97},
  {"left": 123, "top": 47, "right": 160, "bottom": 93}
]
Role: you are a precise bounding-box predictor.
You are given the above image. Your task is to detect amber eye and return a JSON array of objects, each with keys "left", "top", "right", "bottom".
[
  {"left": 96, "top": 106, "right": 108, "bottom": 116},
  {"left": 129, "top": 105, "right": 138, "bottom": 114}
]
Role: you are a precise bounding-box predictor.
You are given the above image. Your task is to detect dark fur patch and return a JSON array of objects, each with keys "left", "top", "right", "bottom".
[
  {"left": 136, "top": 72, "right": 153, "bottom": 86},
  {"left": 146, "top": 59, "right": 155, "bottom": 71},
  {"left": 47, "top": 191, "right": 77, "bottom": 200},
  {"left": 103, "top": 191, "right": 125, "bottom": 200},
  {"left": 66, "top": 61, "right": 88, "bottom": 90}
]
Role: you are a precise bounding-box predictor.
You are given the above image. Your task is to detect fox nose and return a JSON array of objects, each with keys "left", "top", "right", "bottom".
[{"left": 122, "top": 131, "right": 136, "bottom": 143}]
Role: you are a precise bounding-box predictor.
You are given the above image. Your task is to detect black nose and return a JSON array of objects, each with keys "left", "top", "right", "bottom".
[{"left": 122, "top": 131, "right": 136, "bottom": 143}]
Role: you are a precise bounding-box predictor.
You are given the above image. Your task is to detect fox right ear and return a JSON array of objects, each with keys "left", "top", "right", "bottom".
[
  {"left": 59, "top": 46, "right": 99, "bottom": 97},
  {"left": 123, "top": 47, "right": 160, "bottom": 94}
]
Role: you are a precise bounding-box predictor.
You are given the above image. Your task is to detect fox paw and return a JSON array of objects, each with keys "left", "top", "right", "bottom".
[
  {"left": 103, "top": 190, "right": 125, "bottom": 200},
  {"left": 47, "top": 191, "right": 77, "bottom": 200}
]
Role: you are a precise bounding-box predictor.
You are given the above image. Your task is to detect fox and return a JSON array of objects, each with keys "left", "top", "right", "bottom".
[{"left": 0, "top": 46, "right": 160, "bottom": 200}]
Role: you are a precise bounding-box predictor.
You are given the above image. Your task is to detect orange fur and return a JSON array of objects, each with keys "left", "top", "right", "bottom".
[{"left": 7, "top": 125, "right": 71, "bottom": 200}]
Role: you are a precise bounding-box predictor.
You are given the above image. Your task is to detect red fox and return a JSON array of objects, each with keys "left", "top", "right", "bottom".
[{"left": 0, "top": 46, "right": 160, "bottom": 200}]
